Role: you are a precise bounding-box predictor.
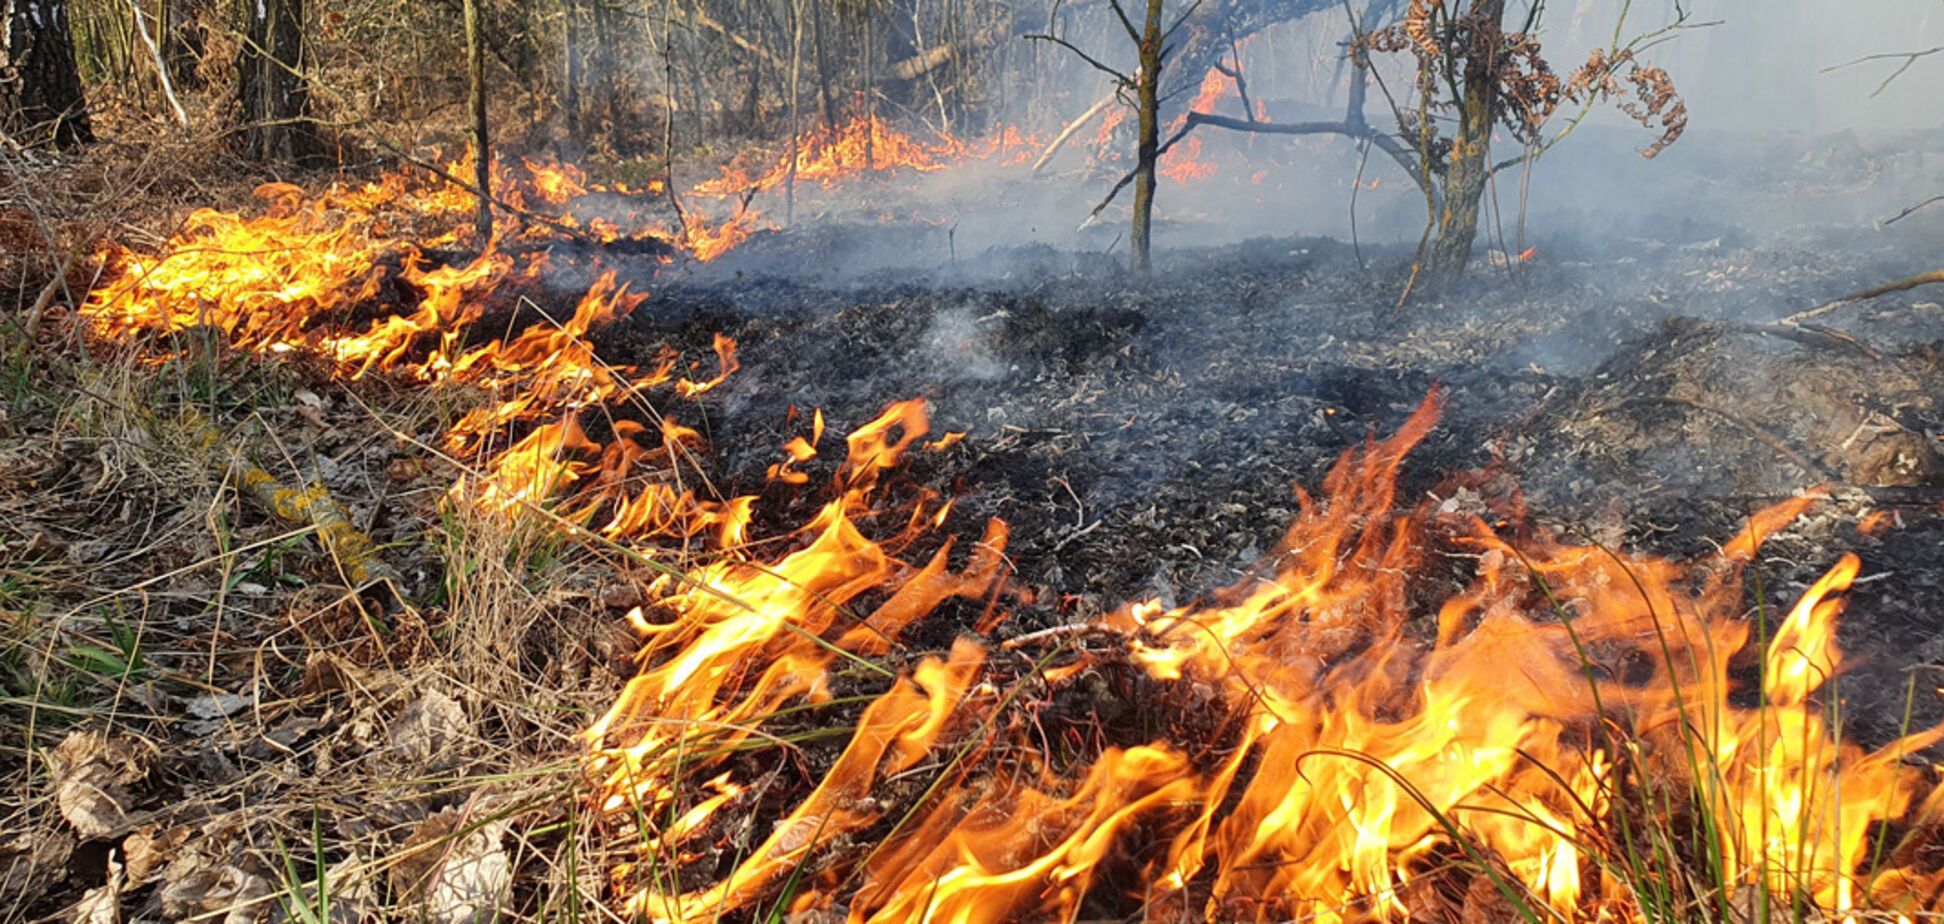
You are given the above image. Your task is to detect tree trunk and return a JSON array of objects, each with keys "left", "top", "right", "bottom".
[
  {"left": 1129, "top": 0, "right": 1165, "bottom": 274},
  {"left": 809, "top": 0, "right": 835, "bottom": 132},
  {"left": 563, "top": 0, "right": 581, "bottom": 137},
  {"left": 235, "top": 0, "right": 324, "bottom": 163},
  {"left": 3, "top": 0, "right": 95, "bottom": 147},
  {"left": 161, "top": 0, "right": 203, "bottom": 90},
  {"left": 464, "top": 0, "right": 493, "bottom": 240},
  {"left": 1423, "top": 0, "right": 1505, "bottom": 289},
  {"left": 785, "top": 0, "right": 802, "bottom": 225}
]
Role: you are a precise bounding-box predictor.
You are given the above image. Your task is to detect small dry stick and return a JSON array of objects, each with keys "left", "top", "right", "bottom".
[
  {"left": 1032, "top": 91, "right": 1116, "bottom": 175},
  {"left": 182, "top": 411, "right": 400, "bottom": 587},
  {"left": 124, "top": 0, "right": 189, "bottom": 126},
  {"left": 1781, "top": 268, "right": 1944, "bottom": 325},
  {"left": 25, "top": 249, "right": 79, "bottom": 339},
  {"left": 1882, "top": 194, "right": 1944, "bottom": 227}
]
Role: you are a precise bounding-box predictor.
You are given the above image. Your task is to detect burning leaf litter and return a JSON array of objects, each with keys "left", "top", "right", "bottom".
[{"left": 51, "top": 132, "right": 1944, "bottom": 923}]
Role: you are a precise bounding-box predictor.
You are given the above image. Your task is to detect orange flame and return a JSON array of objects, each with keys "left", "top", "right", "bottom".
[
  {"left": 73, "top": 142, "right": 1944, "bottom": 924},
  {"left": 594, "top": 393, "right": 1944, "bottom": 924}
]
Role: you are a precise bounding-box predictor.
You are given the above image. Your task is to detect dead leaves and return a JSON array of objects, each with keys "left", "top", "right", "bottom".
[
  {"left": 153, "top": 822, "right": 273, "bottom": 924},
  {"left": 389, "top": 808, "right": 511, "bottom": 924},
  {"left": 48, "top": 731, "right": 157, "bottom": 839},
  {"left": 386, "top": 689, "right": 471, "bottom": 770}
]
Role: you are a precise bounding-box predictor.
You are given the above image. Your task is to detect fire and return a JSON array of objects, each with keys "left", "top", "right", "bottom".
[
  {"left": 590, "top": 392, "right": 1944, "bottom": 923},
  {"left": 689, "top": 116, "right": 969, "bottom": 201},
  {"left": 1160, "top": 64, "right": 1241, "bottom": 184},
  {"left": 70, "top": 132, "right": 1944, "bottom": 924}
]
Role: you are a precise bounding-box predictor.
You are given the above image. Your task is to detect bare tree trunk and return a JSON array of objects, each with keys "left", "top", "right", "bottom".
[
  {"left": 235, "top": 0, "right": 324, "bottom": 162},
  {"left": 562, "top": 0, "right": 582, "bottom": 137},
  {"left": 161, "top": 0, "right": 204, "bottom": 90},
  {"left": 1129, "top": 0, "right": 1165, "bottom": 273},
  {"left": 864, "top": 0, "right": 875, "bottom": 166},
  {"left": 464, "top": 0, "right": 493, "bottom": 240},
  {"left": 785, "top": 0, "right": 803, "bottom": 225},
  {"left": 810, "top": 0, "right": 835, "bottom": 132},
  {"left": 3, "top": 0, "right": 95, "bottom": 147},
  {"left": 1424, "top": 0, "right": 1505, "bottom": 288}
]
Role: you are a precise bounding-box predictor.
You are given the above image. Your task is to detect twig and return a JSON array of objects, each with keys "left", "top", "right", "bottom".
[
  {"left": 1025, "top": 33, "right": 1132, "bottom": 87},
  {"left": 1032, "top": 91, "right": 1116, "bottom": 175},
  {"left": 24, "top": 249, "right": 79, "bottom": 340},
  {"left": 1781, "top": 268, "right": 1944, "bottom": 325},
  {"left": 124, "top": 0, "right": 189, "bottom": 127},
  {"left": 1596, "top": 396, "right": 1835, "bottom": 482},
  {"left": 1821, "top": 45, "right": 1944, "bottom": 97},
  {"left": 1881, "top": 194, "right": 1944, "bottom": 227}
]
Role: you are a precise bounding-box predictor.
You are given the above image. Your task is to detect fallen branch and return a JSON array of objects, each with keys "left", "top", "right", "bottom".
[
  {"left": 1781, "top": 268, "right": 1944, "bottom": 325},
  {"left": 1032, "top": 92, "right": 1117, "bottom": 175},
  {"left": 180, "top": 411, "right": 400, "bottom": 588}
]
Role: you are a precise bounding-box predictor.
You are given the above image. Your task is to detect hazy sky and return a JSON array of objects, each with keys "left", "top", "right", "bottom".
[{"left": 1561, "top": 0, "right": 1944, "bottom": 133}]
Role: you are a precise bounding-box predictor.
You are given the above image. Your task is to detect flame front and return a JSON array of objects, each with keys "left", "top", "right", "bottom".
[{"left": 74, "top": 146, "right": 1944, "bottom": 924}]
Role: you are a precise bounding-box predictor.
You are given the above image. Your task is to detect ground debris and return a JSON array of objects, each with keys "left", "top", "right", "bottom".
[
  {"left": 389, "top": 807, "right": 512, "bottom": 924},
  {"left": 49, "top": 731, "right": 158, "bottom": 840}
]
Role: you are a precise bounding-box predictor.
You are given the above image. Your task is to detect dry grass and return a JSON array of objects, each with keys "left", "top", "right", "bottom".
[{"left": 0, "top": 156, "right": 644, "bottom": 920}]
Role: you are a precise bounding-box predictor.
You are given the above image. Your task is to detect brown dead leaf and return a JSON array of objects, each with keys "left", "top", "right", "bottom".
[
  {"left": 122, "top": 824, "right": 191, "bottom": 884},
  {"left": 389, "top": 808, "right": 510, "bottom": 924},
  {"left": 0, "top": 826, "right": 77, "bottom": 910},
  {"left": 386, "top": 688, "right": 470, "bottom": 769},
  {"left": 156, "top": 821, "right": 273, "bottom": 924},
  {"left": 49, "top": 731, "right": 156, "bottom": 839}
]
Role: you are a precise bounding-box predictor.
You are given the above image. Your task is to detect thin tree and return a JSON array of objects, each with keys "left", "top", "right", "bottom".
[
  {"left": 1033, "top": 0, "right": 1200, "bottom": 273},
  {"left": 235, "top": 0, "right": 325, "bottom": 162},
  {"left": 464, "top": 0, "right": 493, "bottom": 240},
  {"left": 3, "top": 0, "right": 95, "bottom": 147},
  {"left": 161, "top": 0, "right": 205, "bottom": 91},
  {"left": 1083, "top": 0, "right": 1691, "bottom": 295}
]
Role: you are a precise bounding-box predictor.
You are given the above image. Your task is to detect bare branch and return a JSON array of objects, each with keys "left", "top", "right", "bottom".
[
  {"left": 1822, "top": 45, "right": 1944, "bottom": 97},
  {"left": 1026, "top": 33, "right": 1134, "bottom": 85},
  {"left": 1882, "top": 195, "right": 1944, "bottom": 228},
  {"left": 1081, "top": 110, "right": 1430, "bottom": 227},
  {"left": 1106, "top": 0, "right": 1143, "bottom": 44},
  {"left": 1163, "top": 0, "right": 1207, "bottom": 42}
]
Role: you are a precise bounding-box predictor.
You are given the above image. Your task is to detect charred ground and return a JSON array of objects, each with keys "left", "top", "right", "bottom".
[{"left": 594, "top": 219, "right": 1944, "bottom": 745}]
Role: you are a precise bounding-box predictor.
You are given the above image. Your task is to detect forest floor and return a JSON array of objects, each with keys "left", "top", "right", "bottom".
[{"left": 4, "top": 126, "right": 1944, "bottom": 921}]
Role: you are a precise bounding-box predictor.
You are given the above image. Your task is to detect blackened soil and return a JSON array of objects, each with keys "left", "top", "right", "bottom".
[{"left": 609, "top": 225, "right": 1944, "bottom": 744}]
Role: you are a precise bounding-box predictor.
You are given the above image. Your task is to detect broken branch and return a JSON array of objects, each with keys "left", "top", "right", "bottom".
[{"left": 1782, "top": 268, "right": 1944, "bottom": 326}]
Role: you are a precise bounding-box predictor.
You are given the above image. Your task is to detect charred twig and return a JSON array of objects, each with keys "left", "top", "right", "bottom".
[
  {"left": 1711, "top": 320, "right": 1884, "bottom": 361},
  {"left": 1781, "top": 268, "right": 1944, "bottom": 326},
  {"left": 1882, "top": 194, "right": 1944, "bottom": 228}
]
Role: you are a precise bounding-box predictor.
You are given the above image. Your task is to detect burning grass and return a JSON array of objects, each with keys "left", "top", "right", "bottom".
[{"left": 6, "top": 138, "right": 1944, "bottom": 923}]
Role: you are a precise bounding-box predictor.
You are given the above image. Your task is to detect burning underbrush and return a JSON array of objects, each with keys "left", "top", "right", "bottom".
[{"left": 5, "top": 136, "right": 1944, "bottom": 924}]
